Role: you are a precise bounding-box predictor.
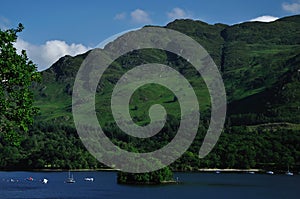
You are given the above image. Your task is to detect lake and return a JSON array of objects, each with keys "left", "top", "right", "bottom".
[{"left": 0, "top": 171, "right": 299, "bottom": 199}]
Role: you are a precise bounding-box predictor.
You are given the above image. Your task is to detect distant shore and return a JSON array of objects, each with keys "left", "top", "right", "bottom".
[
  {"left": 197, "top": 168, "right": 261, "bottom": 172},
  {"left": 2, "top": 168, "right": 261, "bottom": 172},
  {"left": 0, "top": 168, "right": 120, "bottom": 172}
]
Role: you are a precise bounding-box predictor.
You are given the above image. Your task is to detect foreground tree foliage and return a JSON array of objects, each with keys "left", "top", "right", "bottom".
[{"left": 0, "top": 24, "right": 40, "bottom": 145}]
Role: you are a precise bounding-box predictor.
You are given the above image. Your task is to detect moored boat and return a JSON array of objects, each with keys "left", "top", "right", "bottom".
[
  {"left": 84, "top": 177, "right": 94, "bottom": 182},
  {"left": 285, "top": 165, "right": 293, "bottom": 176},
  {"left": 65, "top": 171, "right": 75, "bottom": 183},
  {"left": 266, "top": 171, "right": 274, "bottom": 175},
  {"left": 42, "top": 178, "right": 48, "bottom": 184}
]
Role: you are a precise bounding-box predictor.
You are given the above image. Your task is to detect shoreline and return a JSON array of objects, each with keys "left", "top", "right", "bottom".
[
  {"left": 1, "top": 168, "right": 297, "bottom": 173},
  {"left": 0, "top": 168, "right": 120, "bottom": 172},
  {"left": 1, "top": 168, "right": 262, "bottom": 173},
  {"left": 197, "top": 168, "right": 261, "bottom": 172},
  {"left": 1, "top": 168, "right": 298, "bottom": 176}
]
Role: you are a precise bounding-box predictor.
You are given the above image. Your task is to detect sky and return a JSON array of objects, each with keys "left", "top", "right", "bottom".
[{"left": 1, "top": 0, "right": 300, "bottom": 71}]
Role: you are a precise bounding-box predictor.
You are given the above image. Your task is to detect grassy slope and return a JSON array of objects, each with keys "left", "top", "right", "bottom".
[
  {"left": 228, "top": 53, "right": 300, "bottom": 123},
  {"left": 224, "top": 15, "right": 300, "bottom": 124}
]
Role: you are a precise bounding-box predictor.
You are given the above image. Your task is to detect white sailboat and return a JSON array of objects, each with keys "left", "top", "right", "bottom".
[
  {"left": 65, "top": 171, "right": 76, "bottom": 183},
  {"left": 285, "top": 165, "right": 293, "bottom": 176}
]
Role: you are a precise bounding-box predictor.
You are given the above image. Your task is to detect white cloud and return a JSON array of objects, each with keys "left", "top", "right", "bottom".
[
  {"left": 15, "top": 39, "right": 91, "bottom": 71},
  {"left": 282, "top": 1, "right": 300, "bottom": 13},
  {"left": 250, "top": 15, "right": 279, "bottom": 22},
  {"left": 130, "top": 9, "right": 151, "bottom": 24},
  {"left": 167, "top": 8, "right": 191, "bottom": 20},
  {"left": 114, "top": 12, "right": 126, "bottom": 20}
]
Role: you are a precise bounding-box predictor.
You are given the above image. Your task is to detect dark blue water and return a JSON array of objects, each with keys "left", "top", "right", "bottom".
[{"left": 0, "top": 171, "right": 299, "bottom": 199}]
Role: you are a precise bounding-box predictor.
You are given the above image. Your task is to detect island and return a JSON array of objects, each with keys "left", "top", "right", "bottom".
[{"left": 117, "top": 167, "right": 178, "bottom": 185}]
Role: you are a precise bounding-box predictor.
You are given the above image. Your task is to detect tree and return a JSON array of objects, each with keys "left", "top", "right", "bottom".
[{"left": 0, "top": 23, "right": 40, "bottom": 145}]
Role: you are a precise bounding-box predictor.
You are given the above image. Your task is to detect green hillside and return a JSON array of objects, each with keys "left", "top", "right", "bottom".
[
  {"left": 229, "top": 53, "right": 300, "bottom": 124},
  {"left": 1, "top": 15, "right": 300, "bottom": 171},
  {"left": 33, "top": 15, "right": 300, "bottom": 125}
]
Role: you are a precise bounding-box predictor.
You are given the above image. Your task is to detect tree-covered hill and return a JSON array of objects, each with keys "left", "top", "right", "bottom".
[{"left": 1, "top": 15, "right": 299, "bottom": 171}]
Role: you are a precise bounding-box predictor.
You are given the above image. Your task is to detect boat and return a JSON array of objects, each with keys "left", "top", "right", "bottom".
[
  {"left": 266, "top": 171, "right": 274, "bottom": 175},
  {"left": 84, "top": 177, "right": 94, "bottom": 182},
  {"left": 285, "top": 166, "right": 293, "bottom": 176},
  {"left": 65, "top": 171, "right": 75, "bottom": 183},
  {"left": 285, "top": 171, "right": 294, "bottom": 176},
  {"left": 26, "top": 176, "right": 34, "bottom": 181},
  {"left": 9, "top": 178, "right": 18, "bottom": 183},
  {"left": 42, "top": 178, "right": 48, "bottom": 184}
]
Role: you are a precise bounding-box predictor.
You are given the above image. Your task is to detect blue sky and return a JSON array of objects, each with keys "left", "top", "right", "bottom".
[{"left": 1, "top": 0, "right": 300, "bottom": 70}]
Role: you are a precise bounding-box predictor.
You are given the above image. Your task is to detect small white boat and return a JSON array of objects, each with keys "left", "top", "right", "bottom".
[
  {"left": 285, "top": 171, "right": 293, "bottom": 176},
  {"left": 266, "top": 171, "right": 274, "bottom": 175},
  {"left": 42, "top": 178, "right": 48, "bottom": 184},
  {"left": 84, "top": 177, "right": 94, "bottom": 182},
  {"left": 9, "top": 178, "right": 18, "bottom": 183}
]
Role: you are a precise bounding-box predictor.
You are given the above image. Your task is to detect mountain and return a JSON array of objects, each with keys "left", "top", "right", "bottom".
[
  {"left": 33, "top": 15, "right": 300, "bottom": 126},
  {"left": 2, "top": 15, "right": 300, "bottom": 171}
]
